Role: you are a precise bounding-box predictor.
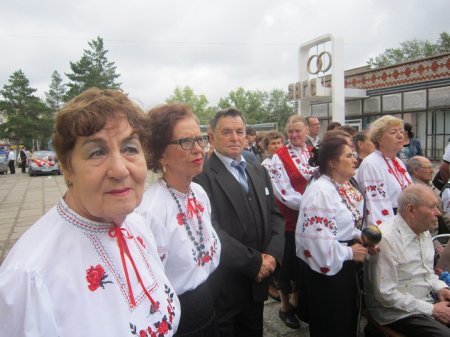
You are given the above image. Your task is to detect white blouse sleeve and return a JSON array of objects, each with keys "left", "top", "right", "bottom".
[
  {"left": 0, "top": 267, "right": 59, "bottom": 337},
  {"left": 296, "top": 189, "right": 353, "bottom": 276},
  {"left": 269, "top": 153, "right": 302, "bottom": 210},
  {"left": 356, "top": 160, "right": 395, "bottom": 226}
]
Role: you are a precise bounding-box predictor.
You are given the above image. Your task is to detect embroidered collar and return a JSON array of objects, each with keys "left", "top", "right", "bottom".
[{"left": 57, "top": 198, "right": 116, "bottom": 233}]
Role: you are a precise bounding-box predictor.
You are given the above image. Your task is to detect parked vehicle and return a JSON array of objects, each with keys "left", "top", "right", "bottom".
[
  {"left": 0, "top": 152, "right": 8, "bottom": 175},
  {"left": 28, "top": 151, "right": 61, "bottom": 176}
]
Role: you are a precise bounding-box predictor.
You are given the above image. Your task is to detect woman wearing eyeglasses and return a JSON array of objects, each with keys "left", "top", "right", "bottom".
[{"left": 136, "top": 103, "right": 221, "bottom": 337}]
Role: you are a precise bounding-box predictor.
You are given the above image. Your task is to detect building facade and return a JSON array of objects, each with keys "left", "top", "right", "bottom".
[{"left": 305, "top": 53, "right": 450, "bottom": 160}]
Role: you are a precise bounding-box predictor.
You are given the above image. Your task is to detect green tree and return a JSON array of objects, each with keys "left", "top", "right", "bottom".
[
  {"left": 0, "top": 70, "right": 52, "bottom": 149},
  {"left": 217, "top": 87, "right": 267, "bottom": 124},
  {"left": 368, "top": 31, "right": 450, "bottom": 68},
  {"left": 166, "top": 86, "right": 215, "bottom": 125},
  {"left": 45, "top": 70, "right": 66, "bottom": 112},
  {"left": 265, "top": 89, "right": 296, "bottom": 130},
  {"left": 65, "top": 36, "right": 121, "bottom": 100}
]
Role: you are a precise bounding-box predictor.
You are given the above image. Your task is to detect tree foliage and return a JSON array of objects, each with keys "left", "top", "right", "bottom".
[
  {"left": 217, "top": 87, "right": 295, "bottom": 129},
  {"left": 65, "top": 36, "right": 121, "bottom": 100},
  {"left": 166, "top": 86, "right": 215, "bottom": 125},
  {"left": 0, "top": 70, "right": 52, "bottom": 148},
  {"left": 367, "top": 32, "right": 450, "bottom": 68},
  {"left": 45, "top": 70, "right": 66, "bottom": 112}
]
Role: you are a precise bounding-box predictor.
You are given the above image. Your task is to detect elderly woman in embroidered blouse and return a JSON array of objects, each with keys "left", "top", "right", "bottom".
[
  {"left": 295, "top": 136, "right": 369, "bottom": 337},
  {"left": 356, "top": 115, "right": 412, "bottom": 226},
  {"left": 136, "top": 104, "right": 220, "bottom": 337},
  {"left": 0, "top": 88, "right": 180, "bottom": 337}
]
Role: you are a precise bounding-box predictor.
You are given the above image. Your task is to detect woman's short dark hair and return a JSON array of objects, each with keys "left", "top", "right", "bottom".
[
  {"left": 318, "top": 137, "right": 349, "bottom": 175},
  {"left": 146, "top": 103, "right": 197, "bottom": 172},
  {"left": 53, "top": 87, "right": 146, "bottom": 172}
]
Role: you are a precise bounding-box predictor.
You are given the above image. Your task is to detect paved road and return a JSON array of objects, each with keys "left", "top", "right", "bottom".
[{"left": 0, "top": 172, "right": 310, "bottom": 337}]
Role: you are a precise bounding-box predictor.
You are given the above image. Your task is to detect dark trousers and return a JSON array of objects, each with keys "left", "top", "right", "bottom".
[
  {"left": 213, "top": 278, "right": 264, "bottom": 337},
  {"left": 277, "top": 231, "right": 299, "bottom": 295},
  {"left": 8, "top": 160, "right": 15, "bottom": 174},
  {"left": 216, "top": 299, "right": 263, "bottom": 337},
  {"left": 21, "top": 162, "right": 26, "bottom": 173},
  {"left": 387, "top": 314, "right": 450, "bottom": 337}
]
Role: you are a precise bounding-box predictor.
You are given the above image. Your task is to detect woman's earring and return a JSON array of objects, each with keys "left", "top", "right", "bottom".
[{"left": 162, "top": 165, "right": 167, "bottom": 173}]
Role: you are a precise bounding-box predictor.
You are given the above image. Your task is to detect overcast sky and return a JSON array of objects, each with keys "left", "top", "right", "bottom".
[{"left": 1, "top": 0, "right": 449, "bottom": 109}]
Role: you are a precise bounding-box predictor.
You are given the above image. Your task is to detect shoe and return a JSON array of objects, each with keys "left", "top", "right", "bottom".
[{"left": 278, "top": 309, "right": 300, "bottom": 329}]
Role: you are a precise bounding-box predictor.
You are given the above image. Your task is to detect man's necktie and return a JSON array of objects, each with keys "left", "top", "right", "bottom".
[{"left": 231, "top": 160, "right": 249, "bottom": 193}]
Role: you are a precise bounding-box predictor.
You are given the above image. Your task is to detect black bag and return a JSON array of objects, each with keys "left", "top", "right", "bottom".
[{"left": 433, "top": 171, "right": 445, "bottom": 191}]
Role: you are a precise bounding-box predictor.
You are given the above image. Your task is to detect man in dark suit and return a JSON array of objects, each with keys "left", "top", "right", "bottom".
[{"left": 194, "top": 108, "right": 284, "bottom": 337}]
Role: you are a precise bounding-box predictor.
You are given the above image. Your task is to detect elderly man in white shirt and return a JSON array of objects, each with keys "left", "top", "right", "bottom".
[{"left": 365, "top": 184, "right": 450, "bottom": 336}]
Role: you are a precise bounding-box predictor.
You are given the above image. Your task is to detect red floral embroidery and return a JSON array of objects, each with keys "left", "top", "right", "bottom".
[
  {"left": 281, "top": 189, "right": 286, "bottom": 195},
  {"left": 295, "top": 158, "right": 301, "bottom": 164},
  {"left": 381, "top": 209, "right": 389, "bottom": 216},
  {"left": 304, "top": 250, "right": 312, "bottom": 258},
  {"left": 130, "top": 285, "right": 176, "bottom": 337},
  {"left": 202, "top": 255, "right": 212, "bottom": 263},
  {"left": 320, "top": 267, "right": 330, "bottom": 274},
  {"left": 376, "top": 220, "right": 382, "bottom": 225},
  {"left": 366, "top": 209, "right": 371, "bottom": 215},
  {"left": 137, "top": 236, "right": 146, "bottom": 248},
  {"left": 85, "top": 264, "right": 112, "bottom": 291},
  {"left": 176, "top": 213, "right": 184, "bottom": 225}
]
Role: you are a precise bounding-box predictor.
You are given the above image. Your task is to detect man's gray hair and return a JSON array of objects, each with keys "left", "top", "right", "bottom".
[
  {"left": 397, "top": 184, "right": 428, "bottom": 213},
  {"left": 405, "top": 156, "right": 423, "bottom": 175}
]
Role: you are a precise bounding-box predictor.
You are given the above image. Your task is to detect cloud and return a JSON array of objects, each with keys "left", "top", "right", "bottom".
[{"left": 0, "top": 0, "right": 448, "bottom": 107}]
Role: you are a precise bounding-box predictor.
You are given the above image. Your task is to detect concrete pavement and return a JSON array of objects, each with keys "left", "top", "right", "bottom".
[{"left": 0, "top": 172, "right": 310, "bottom": 337}]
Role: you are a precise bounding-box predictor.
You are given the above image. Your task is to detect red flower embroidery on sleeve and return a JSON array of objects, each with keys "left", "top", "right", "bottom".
[
  {"left": 376, "top": 220, "right": 382, "bottom": 225},
  {"left": 281, "top": 189, "right": 286, "bottom": 195},
  {"left": 304, "top": 250, "right": 312, "bottom": 258},
  {"left": 320, "top": 267, "right": 330, "bottom": 274},
  {"left": 381, "top": 209, "right": 389, "bottom": 216}
]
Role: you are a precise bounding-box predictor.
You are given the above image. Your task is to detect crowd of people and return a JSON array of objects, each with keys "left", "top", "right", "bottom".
[{"left": 1, "top": 87, "right": 450, "bottom": 337}]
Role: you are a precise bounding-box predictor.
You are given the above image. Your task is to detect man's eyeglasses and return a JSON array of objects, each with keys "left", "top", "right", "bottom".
[{"left": 169, "top": 135, "right": 209, "bottom": 150}]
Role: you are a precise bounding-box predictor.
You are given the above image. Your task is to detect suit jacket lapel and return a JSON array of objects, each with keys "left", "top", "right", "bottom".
[{"left": 209, "top": 154, "right": 250, "bottom": 233}]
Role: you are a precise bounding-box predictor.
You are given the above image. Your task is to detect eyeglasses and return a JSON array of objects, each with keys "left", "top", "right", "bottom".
[{"left": 169, "top": 135, "right": 209, "bottom": 150}]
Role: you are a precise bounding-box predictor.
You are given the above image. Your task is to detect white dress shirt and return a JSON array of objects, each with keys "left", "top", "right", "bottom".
[{"left": 364, "top": 214, "right": 447, "bottom": 325}]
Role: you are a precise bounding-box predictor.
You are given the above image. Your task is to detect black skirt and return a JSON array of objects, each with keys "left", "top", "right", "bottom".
[
  {"left": 297, "top": 259, "right": 359, "bottom": 337},
  {"left": 174, "top": 281, "right": 219, "bottom": 337}
]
